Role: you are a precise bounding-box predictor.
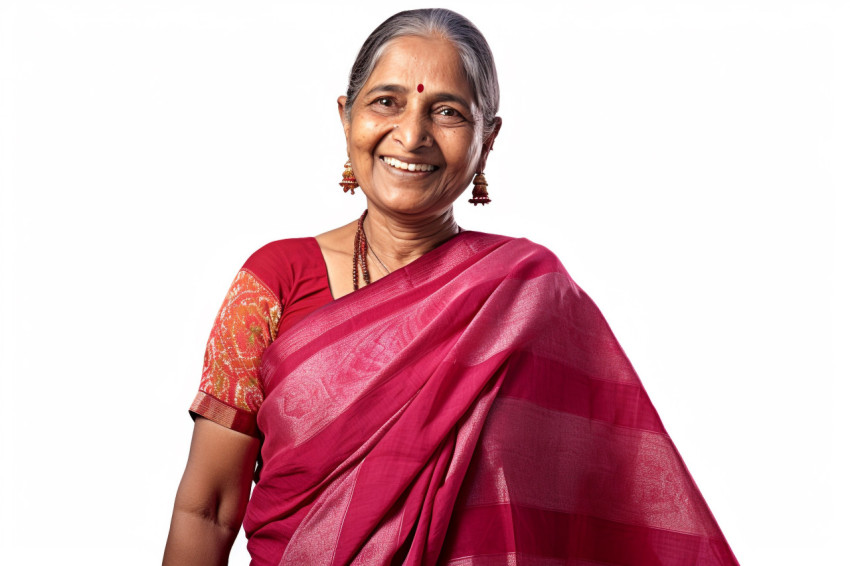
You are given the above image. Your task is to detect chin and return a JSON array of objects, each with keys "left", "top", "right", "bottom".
[
  {"left": 377, "top": 199, "right": 431, "bottom": 216},
  {"left": 368, "top": 185, "right": 433, "bottom": 213}
]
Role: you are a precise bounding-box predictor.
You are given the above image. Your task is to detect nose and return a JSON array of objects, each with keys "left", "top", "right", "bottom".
[{"left": 392, "top": 109, "right": 432, "bottom": 151}]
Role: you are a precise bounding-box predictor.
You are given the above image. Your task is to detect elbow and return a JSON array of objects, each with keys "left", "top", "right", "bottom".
[{"left": 176, "top": 496, "right": 245, "bottom": 537}]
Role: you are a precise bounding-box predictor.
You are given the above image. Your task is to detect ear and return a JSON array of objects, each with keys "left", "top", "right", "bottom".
[
  {"left": 338, "top": 96, "right": 351, "bottom": 150},
  {"left": 477, "top": 117, "right": 502, "bottom": 172}
]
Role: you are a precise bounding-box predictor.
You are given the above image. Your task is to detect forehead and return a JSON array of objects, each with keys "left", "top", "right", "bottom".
[{"left": 367, "top": 35, "right": 473, "bottom": 100}]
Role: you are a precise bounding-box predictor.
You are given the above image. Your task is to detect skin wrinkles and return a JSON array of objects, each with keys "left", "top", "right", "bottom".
[{"left": 335, "top": 35, "right": 501, "bottom": 271}]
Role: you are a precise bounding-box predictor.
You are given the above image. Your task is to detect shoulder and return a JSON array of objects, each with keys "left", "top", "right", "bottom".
[
  {"left": 511, "top": 238, "right": 570, "bottom": 279},
  {"left": 241, "top": 237, "right": 323, "bottom": 300},
  {"left": 464, "top": 231, "right": 580, "bottom": 291},
  {"left": 464, "top": 231, "right": 564, "bottom": 268},
  {"left": 244, "top": 237, "right": 319, "bottom": 270}
]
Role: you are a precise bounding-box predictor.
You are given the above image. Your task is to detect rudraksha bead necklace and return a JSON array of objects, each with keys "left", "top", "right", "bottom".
[{"left": 352, "top": 209, "right": 463, "bottom": 291}]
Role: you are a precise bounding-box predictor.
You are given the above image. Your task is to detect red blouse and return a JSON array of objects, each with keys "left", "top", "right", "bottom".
[{"left": 189, "top": 238, "right": 334, "bottom": 436}]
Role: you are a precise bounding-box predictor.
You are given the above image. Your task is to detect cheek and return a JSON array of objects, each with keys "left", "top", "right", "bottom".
[
  {"left": 351, "top": 120, "right": 385, "bottom": 152},
  {"left": 441, "top": 130, "right": 481, "bottom": 171},
  {"left": 466, "top": 144, "right": 481, "bottom": 170}
]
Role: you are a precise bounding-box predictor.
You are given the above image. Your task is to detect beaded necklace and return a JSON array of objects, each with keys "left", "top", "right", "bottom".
[
  {"left": 352, "top": 209, "right": 463, "bottom": 291},
  {"left": 352, "top": 210, "right": 371, "bottom": 290}
]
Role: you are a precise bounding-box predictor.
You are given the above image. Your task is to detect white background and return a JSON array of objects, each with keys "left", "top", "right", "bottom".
[{"left": 1, "top": 1, "right": 847, "bottom": 564}]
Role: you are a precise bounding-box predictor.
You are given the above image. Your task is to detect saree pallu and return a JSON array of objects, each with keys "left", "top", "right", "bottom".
[{"left": 243, "top": 232, "right": 738, "bottom": 566}]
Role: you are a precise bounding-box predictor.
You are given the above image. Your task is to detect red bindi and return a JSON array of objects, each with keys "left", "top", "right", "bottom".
[{"left": 417, "top": 83, "right": 424, "bottom": 93}]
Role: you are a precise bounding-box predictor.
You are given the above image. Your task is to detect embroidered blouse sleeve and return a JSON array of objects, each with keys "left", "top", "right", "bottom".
[{"left": 189, "top": 269, "right": 282, "bottom": 437}]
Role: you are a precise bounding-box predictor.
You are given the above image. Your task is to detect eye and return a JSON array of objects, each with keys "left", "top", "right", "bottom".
[
  {"left": 434, "top": 106, "right": 466, "bottom": 124},
  {"left": 369, "top": 95, "right": 397, "bottom": 108},
  {"left": 369, "top": 95, "right": 402, "bottom": 116}
]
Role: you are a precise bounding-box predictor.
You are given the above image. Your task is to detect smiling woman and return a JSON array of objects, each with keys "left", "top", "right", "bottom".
[
  {"left": 339, "top": 34, "right": 497, "bottom": 225},
  {"left": 163, "top": 8, "right": 738, "bottom": 566}
]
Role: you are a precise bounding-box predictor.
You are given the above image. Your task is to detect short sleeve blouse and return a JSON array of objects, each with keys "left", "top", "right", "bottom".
[{"left": 189, "top": 238, "right": 334, "bottom": 436}]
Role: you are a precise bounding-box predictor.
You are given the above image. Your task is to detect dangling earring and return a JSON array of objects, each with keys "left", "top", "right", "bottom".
[
  {"left": 468, "top": 172, "right": 491, "bottom": 205},
  {"left": 340, "top": 159, "right": 358, "bottom": 194}
]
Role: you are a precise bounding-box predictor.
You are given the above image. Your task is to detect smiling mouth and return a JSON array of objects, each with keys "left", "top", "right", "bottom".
[{"left": 380, "top": 156, "right": 438, "bottom": 172}]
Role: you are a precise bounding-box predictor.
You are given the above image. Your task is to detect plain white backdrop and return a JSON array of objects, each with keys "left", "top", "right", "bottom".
[{"left": 1, "top": 1, "right": 847, "bottom": 564}]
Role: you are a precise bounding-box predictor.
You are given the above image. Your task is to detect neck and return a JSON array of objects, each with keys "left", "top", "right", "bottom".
[{"left": 362, "top": 207, "right": 460, "bottom": 272}]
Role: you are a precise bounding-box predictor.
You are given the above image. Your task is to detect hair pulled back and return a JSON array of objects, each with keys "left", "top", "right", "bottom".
[{"left": 344, "top": 9, "right": 500, "bottom": 139}]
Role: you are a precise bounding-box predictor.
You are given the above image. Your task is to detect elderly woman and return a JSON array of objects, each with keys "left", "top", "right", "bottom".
[{"left": 164, "top": 9, "right": 737, "bottom": 566}]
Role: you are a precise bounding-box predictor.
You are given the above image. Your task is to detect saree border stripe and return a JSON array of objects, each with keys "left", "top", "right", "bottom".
[
  {"left": 445, "top": 553, "right": 612, "bottom": 566},
  {"left": 459, "top": 397, "right": 721, "bottom": 537},
  {"left": 260, "top": 233, "right": 514, "bottom": 380},
  {"left": 441, "top": 504, "right": 734, "bottom": 566},
  {"left": 500, "top": 350, "right": 666, "bottom": 434}
]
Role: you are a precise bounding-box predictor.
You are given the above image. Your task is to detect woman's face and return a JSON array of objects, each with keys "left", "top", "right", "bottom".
[{"left": 339, "top": 35, "right": 497, "bottom": 218}]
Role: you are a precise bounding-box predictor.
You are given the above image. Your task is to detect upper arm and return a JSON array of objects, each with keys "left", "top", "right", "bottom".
[
  {"left": 191, "top": 268, "right": 283, "bottom": 436},
  {"left": 178, "top": 259, "right": 283, "bottom": 523},
  {"left": 174, "top": 417, "right": 260, "bottom": 530}
]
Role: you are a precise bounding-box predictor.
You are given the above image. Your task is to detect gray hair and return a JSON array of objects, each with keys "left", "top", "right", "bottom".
[{"left": 344, "top": 8, "right": 500, "bottom": 139}]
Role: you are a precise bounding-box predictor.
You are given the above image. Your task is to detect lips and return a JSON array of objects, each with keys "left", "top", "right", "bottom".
[{"left": 380, "top": 156, "right": 437, "bottom": 172}]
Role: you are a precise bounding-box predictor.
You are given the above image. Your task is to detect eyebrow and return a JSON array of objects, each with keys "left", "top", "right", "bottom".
[
  {"left": 362, "top": 84, "right": 474, "bottom": 112},
  {"left": 363, "top": 84, "right": 407, "bottom": 97}
]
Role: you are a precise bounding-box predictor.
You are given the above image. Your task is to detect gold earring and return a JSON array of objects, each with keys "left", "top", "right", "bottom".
[
  {"left": 339, "top": 159, "right": 358, "bottom": 194},
  {"left": 468, "top": 172, "right": 491, "bottom": 205}
]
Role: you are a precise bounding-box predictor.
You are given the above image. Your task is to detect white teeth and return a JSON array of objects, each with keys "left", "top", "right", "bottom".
[{"left": 382, "top": 157, "right": 435, "bottom": 172}]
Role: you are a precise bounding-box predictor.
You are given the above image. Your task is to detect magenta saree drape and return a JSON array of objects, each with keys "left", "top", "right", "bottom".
[{"left": 243, "top": 231, "right": 738, "bottom": 566}]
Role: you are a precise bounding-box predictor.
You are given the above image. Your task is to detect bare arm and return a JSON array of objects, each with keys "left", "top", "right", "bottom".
[{"left": 163, "top": 417, "right": 260, "bottom": 566}]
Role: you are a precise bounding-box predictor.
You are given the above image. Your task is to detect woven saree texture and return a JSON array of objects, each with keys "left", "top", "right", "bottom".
[{"left": 241, "top": 231, "right": 738, "bottom": 566}]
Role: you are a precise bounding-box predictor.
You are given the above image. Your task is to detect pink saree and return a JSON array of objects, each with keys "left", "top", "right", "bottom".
[{"left": 243, "top": 231, "right": 738, "bottom": 566}]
